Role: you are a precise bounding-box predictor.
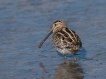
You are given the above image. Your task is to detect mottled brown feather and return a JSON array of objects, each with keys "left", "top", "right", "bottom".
[{"left": 52, "top": 27, "right": 82, "bottom": 54}]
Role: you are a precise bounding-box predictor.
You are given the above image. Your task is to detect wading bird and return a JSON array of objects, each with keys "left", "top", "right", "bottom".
[{"left": 38, "top": 20, "right": 82, "bottom": 60}]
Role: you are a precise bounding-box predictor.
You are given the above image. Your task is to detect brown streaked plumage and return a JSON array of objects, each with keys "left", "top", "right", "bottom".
[{"left": 38, "top": 20, "right": 82, "bottom": 60}]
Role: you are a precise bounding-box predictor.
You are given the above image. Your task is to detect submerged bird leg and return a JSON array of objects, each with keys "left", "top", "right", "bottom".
[
  {"left": 64, "top": 58, "right": 67, "bottom": 64},
  {"left": 74, "top": 54, "right": 77, "bottom": 61},
  {"left": 64, "top": 54, "right": 67, "bottom": 59}
]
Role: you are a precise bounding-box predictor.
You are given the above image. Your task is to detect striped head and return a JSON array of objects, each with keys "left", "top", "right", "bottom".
[{"left": 52, "top": 20, "right": 66, "bottom": 32}]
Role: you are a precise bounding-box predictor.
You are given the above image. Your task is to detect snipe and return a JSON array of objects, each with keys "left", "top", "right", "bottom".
[{"left": 38, "top": 20, "right": 82, "bottom": 60}]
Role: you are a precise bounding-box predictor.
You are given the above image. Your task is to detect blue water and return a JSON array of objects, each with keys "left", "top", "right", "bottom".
[{"left": 0, "top": 0, "right": 106, "bottom": 79}]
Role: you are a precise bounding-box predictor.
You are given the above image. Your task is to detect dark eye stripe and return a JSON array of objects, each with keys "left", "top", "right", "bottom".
[{"left": 54, "top": 24, "right": 57, "bottom": 26}]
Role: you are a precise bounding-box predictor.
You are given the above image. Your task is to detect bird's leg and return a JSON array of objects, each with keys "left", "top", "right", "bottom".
[
  {"left": 74, "top": 54, "right": 77, "bottom": 61},
  {"left": 64, "top": 54, "right": 67, "bottom": 59},
  {"left": 64, "top": 58, "right": 67, "bottom": 64},
  {"left": 63, "top": 54, "right": 67, "bottom": 63}
]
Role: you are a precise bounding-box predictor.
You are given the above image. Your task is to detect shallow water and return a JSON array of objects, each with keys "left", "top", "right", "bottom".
[{"left": 0, "top": 0, "right": 106, "bottom": 79}]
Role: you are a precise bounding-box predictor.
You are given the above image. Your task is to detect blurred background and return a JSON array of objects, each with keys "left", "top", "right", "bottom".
[{"left": 0, "top": 0, "right": 106, "bottom": 79}]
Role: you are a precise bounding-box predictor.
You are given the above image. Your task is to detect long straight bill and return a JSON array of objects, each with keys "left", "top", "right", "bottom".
[{"left": 38, "top": 30, "right": 53, "bottom": 48}]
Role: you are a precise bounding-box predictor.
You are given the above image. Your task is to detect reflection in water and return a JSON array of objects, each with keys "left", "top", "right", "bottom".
[
  {"left": 54, "top": 60, "right": 84, "bottom": 79},
  {"left": 39, "top": 62, "right": 48, "bottom": 73}
]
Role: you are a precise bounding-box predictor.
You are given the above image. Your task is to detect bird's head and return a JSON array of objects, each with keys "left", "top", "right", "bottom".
[
  {"left": 52, "top": 20, "right": 66, "bottom": 32},
  {"left": 38, "top": 20, "right": 66, "bottom": 48}
]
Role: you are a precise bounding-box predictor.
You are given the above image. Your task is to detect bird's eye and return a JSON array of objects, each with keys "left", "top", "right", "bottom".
[{"left": 54, "top": 24, "right": 57, "bottom": 26}]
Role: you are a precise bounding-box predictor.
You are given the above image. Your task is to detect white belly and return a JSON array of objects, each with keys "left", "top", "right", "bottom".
[{"left": 56, "top": 48, "right": 73, "bottom": 54}]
